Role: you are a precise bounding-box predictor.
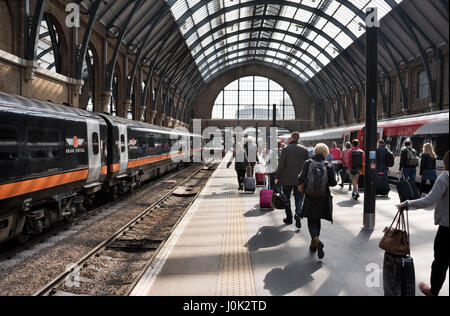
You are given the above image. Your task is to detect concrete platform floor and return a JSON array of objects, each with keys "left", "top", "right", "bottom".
[{"left": 131, "top": 158, "right": 449, "bottom": 296}]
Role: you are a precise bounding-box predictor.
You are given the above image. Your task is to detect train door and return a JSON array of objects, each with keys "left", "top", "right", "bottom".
[
  {"left": 86, "top": 118, "right": 101, "bottom": 184},
  {"left": 118, "top": 124, "right": 128, "bottom": 175}
]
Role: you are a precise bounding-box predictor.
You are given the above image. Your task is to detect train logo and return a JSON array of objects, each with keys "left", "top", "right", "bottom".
[
  {"left": 129, "top": 138, "right": 138, "bottom": 150},
  {"left": 66, "top": 136, "right": 86, "bottom": 153}
]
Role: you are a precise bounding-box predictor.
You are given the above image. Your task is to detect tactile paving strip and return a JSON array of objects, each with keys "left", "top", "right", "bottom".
[{"left": 217, "top": 184, "right": 256, "bottom": 296}]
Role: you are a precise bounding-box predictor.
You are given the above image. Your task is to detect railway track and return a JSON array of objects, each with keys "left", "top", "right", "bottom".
[
  {"left": 34, "top": 161, "right": 218, "bottom": 296},
  {"left": 0, "top": 163, "right": 202, "bottom": 262}
]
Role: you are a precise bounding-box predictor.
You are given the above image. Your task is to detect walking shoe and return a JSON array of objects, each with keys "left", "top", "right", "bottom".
[
  {"left": 309, "top": 240, "right": 316, "bottom": 253},
  {"left": 294, "top": 214, "right": 302, "bottom": 229},
  {"left": 317, "top": 241, "right": 325, "bottom": 259},
  {"left": 354, "top": 193, "right": 360, "bottom": 200},
  {"left": 311, "top": 237, "right": 325, "bottom": 259},
  {"left": 283, "top": 217, "right": 293, "bottom": 225},
  {"left": 339, "top": 183, "right": 344, "bottom": 188}
]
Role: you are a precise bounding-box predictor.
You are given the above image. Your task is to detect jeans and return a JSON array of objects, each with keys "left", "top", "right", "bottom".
[
  {"left": 283, "top": 185, "right": 303, "bottom": 219},
  {"left": 308, "top": 219, "right": 321, "bottom": 239},
  {"left": 402, "top": 168, "right": 417, "bottom": 181},
  {"left": 431, "top": 226, "right": 449, "bottom": 296}
]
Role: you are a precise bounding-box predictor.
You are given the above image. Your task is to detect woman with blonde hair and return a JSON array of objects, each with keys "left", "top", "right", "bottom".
[
  {"left": 297, "top": 143, "right": 337, "bottom": 259},
  {"left": 420, "top": 143, "right": 438, "bottom": 194}
]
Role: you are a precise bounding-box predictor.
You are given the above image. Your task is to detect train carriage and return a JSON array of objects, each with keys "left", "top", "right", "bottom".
[
  {"left": 0, "top": 92, "right": 108, "bottom": 243},
  {"left": 283, "top": 111, "right": 449, "bottom": 183},
  {"left": 0, "top": 92, "right": 203, "bottom": 244}
]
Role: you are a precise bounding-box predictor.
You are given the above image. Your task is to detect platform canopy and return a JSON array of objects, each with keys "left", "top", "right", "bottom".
[
  {"left": 167, "top": 0, "right": 402, "bottom": 83},
  {"left": 81, "top": 0, "right": 448, "bottom": 104}
]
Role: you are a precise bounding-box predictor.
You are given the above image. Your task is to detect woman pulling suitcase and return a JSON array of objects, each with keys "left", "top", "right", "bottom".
[{"left": 397, "top": 151, "right": 449, "bottom": 296}]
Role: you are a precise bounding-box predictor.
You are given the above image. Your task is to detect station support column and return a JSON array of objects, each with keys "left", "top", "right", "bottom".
[{"left": 363, "top": 8, "right": 379, "bottom": 230}]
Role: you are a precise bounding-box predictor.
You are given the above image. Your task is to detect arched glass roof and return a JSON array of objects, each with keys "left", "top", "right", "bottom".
[{"left": 167, "top": 0, "right": 403, "bottom": 82}]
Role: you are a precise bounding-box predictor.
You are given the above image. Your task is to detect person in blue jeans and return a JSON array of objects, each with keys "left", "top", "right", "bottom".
[
  {"left": 275, "top": 132, "right": 310, "bottom": 228},
  {"left": 399, "top": 140, "right": 419, "bottom": 181}
]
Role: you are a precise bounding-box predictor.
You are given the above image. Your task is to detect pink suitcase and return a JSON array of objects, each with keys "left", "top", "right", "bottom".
[
  {"left": 255, "top": 172, "right": 266, "bottom": 186},
  {"left": 260, "top": 189, "right": 274, "bottom": 210}
]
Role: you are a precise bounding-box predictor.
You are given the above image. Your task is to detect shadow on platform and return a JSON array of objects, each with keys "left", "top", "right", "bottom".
[
  {"left": 245, "top": 226, "right": 296, "bottom": 252},
  {"left": 263, "top": 258, "right": 323, "bottom": 296}
]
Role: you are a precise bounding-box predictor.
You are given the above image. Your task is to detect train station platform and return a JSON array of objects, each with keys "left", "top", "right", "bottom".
[{"left": 131, "top": 157, "right": 448, "bottom": 296}]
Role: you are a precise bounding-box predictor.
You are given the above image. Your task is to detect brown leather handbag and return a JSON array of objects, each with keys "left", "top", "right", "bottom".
[{"left": 379, "top": 209, "right": 411, "bottom": 256}]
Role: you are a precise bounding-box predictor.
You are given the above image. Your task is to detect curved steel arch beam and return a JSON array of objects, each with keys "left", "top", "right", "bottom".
[
  {"left": 197, "top": 37, "right": 325, "bottom": 71},
  {"left": 176, "top": 0, "right": 358, "bottom": 44},
  {"left": 105, "top": 0, "right": 145, "bottom": 92},
  {"left": 199, "top": 47, "right": 317, "bottom": 81},
  {"left": 187, "top": 15, "right": 347, "bottom": 55},
  {"left": 204, "top": 54, "right": 310, "bottom": 83}
]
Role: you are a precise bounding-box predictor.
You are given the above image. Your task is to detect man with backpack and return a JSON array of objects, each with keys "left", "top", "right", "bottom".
[
  {"left": 400, "top": 140, "right": 419, "bottom": 181},
  {"left": 348, "top": 139, "right": 365, "bottom": 200},
  {"left": 275, "top": 132, "right": 310, "bottom": 227},
  {"left": 376, "top": 140, "right": 395, "bottom": 195},
  {"left": 297, "top": 143, "right": 337, "bottom": 260}
]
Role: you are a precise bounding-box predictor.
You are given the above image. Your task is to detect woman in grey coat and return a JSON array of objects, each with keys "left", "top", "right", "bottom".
[{"left": 398, "top": 150, "right": 449, "bottom": 296}]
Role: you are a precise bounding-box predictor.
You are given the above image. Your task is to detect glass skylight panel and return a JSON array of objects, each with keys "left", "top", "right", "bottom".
[
  {"left": 186, "top": 0, "right": 201, "bottom": 8},
  {"left": 335, "top": 32, "right": 353, "bottom": 49},
  {"left": 197, "top": 23, "right": 211, "bottom": 38},
  {"left": 167, "top": 0, "right": 404, "bottom": 81},
  {"left": 316, "top": 53, "right": 331, "bottom": 67},
  {"left": 186, "top": 32, "right": 198, "bottom": 47},
  {"left": 293, "top": 9, "right": 313, "bottom": 23}
]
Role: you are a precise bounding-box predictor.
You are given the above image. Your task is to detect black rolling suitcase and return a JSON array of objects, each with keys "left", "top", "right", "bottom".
[
  {"left": 376, "top": 171, "right": 390, "bottom": 196},
  {"left": 396, "top": 175, "right": 420, "bottom": 202},
  {"left": 383, "top": 252, "right": 416, "bottom": 296},
  {"left": 380, "top": 209, "right": 415, "bottom": 296}
]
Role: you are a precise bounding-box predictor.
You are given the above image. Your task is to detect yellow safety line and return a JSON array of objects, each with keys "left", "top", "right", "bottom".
[{"left": 218, "top": 183, "right": 256, "bottom": 296}]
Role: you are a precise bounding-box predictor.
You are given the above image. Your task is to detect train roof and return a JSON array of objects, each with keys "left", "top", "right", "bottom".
[
  {"left": 0, "top": 92, "right": 200, "bottom": 137},
  {"left": 0, "top": 91, "right": 102, "bottom": 121},
  {"left": 291, "top": 111, "right": 449, "bottom": 141},
  {"left": 99, "top": 114, "right": 198, "bottom": 137}
]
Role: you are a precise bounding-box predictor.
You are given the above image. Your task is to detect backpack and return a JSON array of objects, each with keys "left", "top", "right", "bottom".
[
  {"left": 386, "top": 150, "right": 395, "bottom": 168},
  {"left": 305, "top": 160, "right": 328, "bottom": 198},
  {"left": 351, "top": 150, "right": 363, "bottom": 170},
  {"left": 406, "top": 148, "right": 419, "bottom": 168}
]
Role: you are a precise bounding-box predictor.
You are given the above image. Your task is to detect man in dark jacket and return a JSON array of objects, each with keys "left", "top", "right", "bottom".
[
  {"left": 275, "top": 132, "right": 310, "bottom": 227},
  {"left": 400, "top": 140, "right": 418, "bottom": 181},
  {"left": 376, "top": 140, "right": 390, "bottom": 172}
]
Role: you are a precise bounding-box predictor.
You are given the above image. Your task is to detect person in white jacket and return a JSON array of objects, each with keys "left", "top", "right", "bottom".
[{"left": 398, "top": 150, "right": 449, "bottom": 296}]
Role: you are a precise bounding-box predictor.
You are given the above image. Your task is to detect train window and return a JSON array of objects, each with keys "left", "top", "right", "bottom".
[
  {"left": 411, "top": 136, "right": 424, "bottom": 155},
  {"left": 27, "top": 129, "right": 60, "bottom": 159},
  {"left": 120, "top": 135, "right": 125, "bottom": 153},
  {"left": 147, "top": 135, "right": 155, "bottom": 148},
  {"left": 385, "top": 136, "right": 400, "bottom": 155},
  {"left": 92, "top": 132, "right": 99, "bottom": 155},
  {"left": 432, "top": 135, "right": 449, "bottom": 160},
  {"left": 139, "top": 136, "right": 147, "bottom": 151},
  {"left": 0, "top": 127, "right": 18, "bottom": 161}
]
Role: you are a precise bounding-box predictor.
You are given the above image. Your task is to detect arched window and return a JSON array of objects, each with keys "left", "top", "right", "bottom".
[
  {"left": 211, "top": 76, "right": 295, "bottom": 120},
  {"left": 81, "top": 48, "right": 95, "bottom": 111},
  {"left": 108, "top": 75, "right": 118, "bottom": 116},
  {"left": 128, "top": 79, "right": 136, "bottom": 120},
  {"left": 36, "top": 15, "right": 61, "bottom": 73}
]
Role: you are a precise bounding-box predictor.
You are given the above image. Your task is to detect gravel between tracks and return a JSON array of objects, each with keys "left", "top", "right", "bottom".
[{"left": 0, "top": 164, "right": 204, "bottom": 296}]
